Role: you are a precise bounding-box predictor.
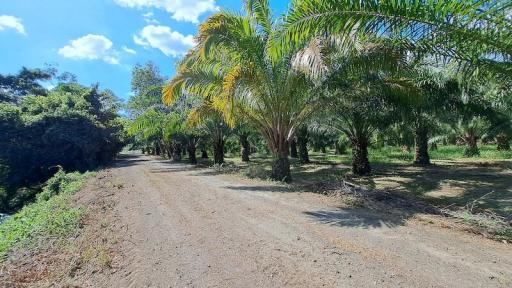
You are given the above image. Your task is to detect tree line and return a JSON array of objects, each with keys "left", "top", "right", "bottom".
[{"left": 0, "top": 68, "right": 125, "bottom": 212}]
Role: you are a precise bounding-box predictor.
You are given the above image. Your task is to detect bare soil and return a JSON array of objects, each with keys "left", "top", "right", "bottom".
[{"left": 2, "top": 153, "right": 512, "bottom": 287}]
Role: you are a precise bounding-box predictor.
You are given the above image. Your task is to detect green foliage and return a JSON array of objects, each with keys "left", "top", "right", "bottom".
[
  {"left": 36, "top": 169, "right": 87, "bottom": 201},
  {"left": 0, "top": 73, "right": 125, "bottom": 212},
  {"left": 0, "top": 171, "right": 92, "bottom": 259},
  {"left": 0, "top": 67, "right": 54, "bottom": 102},
  {"left": 127, "top": 62, "right": 165, "bottom": 116},
  {"left": 279, "top": 0, "right": 512, "bottom": 83}
]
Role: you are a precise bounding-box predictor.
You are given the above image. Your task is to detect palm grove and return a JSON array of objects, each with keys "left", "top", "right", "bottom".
[
  {"left": 1, "top": 0, "right": 508, "bottom": 212},
  {"left": 126, "top": 0, "right": 511, "bottom": 182}
]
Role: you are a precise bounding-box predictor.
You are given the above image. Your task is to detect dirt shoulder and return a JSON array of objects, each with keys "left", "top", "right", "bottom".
[{"left": 3, "top": 154, "right": 512, "bottom": 287}]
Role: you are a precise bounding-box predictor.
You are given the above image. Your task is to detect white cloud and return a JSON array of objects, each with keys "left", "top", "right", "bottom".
[
  {"left": 0, "top": 15, "right": 26, "bottom": 34},
  {"left": 58, "top": 34, "right": 120, "bottom": 64},
  {"left": 122, "top": 46, "right": 137, "bottom": 54},
  {"left": 143, "top": 11, "right": 159, "bottom": 24},
  {"left": 114, "top": 0, "right": 218, "bottom": 23},
  {"left": 133, "top": 25, "right": 195, "bottom": 57}
]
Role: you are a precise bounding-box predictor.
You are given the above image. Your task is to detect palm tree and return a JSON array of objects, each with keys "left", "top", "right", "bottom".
[
  {"left": 296, "top": 125, "right": 310, "bottom": 164},
  {"left": 392, "top": 65, "right": 462, "bottom": 165},
  {"left": 278, "top": 0, "right": 512, "bottom": 83},
  {"left": 455, "top": 116, "right": 490, "bottom": 156},
  {"left": 128, "top": 108, "right": 168, "bottom": 156},
  {"left": 305, "top": 38, "right": 406, "bottom": 175},
  {"left": 163, "top": 0, "right": 319, "bottom": 181},
  {"left": 128, "top": 106, "right": 200, "bottom": 163},
  {"left": 197, "top": 112, "right": 230, "bottom": 165},
  {"left": 233, "top": 122, "right": 253, "bottom": 162}
]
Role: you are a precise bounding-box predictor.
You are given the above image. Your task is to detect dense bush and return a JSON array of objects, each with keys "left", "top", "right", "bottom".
[{"left": 0, "top": 82, "right": 125, "bottom": 212}]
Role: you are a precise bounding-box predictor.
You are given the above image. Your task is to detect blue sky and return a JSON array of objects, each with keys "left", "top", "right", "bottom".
[{"left": 0, "top": 0, "right": 288, "bottom": 101}]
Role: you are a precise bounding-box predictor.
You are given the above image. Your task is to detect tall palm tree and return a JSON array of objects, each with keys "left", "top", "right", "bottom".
[
  {"left": 391, "top": 64, "right": 462, "bottom": 165},
  {"left": 163, "top": 0, "right": 319, "bottom": 181}
]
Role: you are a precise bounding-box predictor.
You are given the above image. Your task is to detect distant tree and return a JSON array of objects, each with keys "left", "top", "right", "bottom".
[
  {"left": 127, "top": 62, "right": 165, "bottom": 116},
  {"left": 0, "top": 67, "right": 54, "bottom": 102},
  {"left": 296, "top": 126, "right": 310, "bottom": 164}
]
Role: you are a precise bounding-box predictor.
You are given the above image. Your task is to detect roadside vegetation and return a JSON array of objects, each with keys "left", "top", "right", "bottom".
[
  {"left": 0, "top": 170, "right": 93, "bottom": 259},
  {"left": 0, "top": 67, "right": 125, "bottom": 212}
]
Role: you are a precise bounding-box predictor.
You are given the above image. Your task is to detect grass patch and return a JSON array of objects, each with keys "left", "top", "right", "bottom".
[
  {"left": 304, "top": 145, "right": 512, "bottom": 165},
  {"left": 0, "top": 170, "right": 93, "bottom": 259}
]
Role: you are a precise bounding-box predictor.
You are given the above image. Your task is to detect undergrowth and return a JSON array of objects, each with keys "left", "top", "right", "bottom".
[{"left": 0, "top": 170, "right": 93, "bottom": 260}]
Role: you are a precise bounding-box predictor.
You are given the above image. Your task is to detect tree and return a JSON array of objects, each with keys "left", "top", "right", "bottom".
[
  {"left": 0, "top": 82, "right": 125, "bottom": 211},
  {"left": 0, "top": 67, "right": 54, "bottom": 102},
  {"left": 454, "top": 117, "right": 490, "bottom": 157},
  {"left": 391, "top": 64, "right": 462, "bottom": 165},
  {"left": 164, "top": 0, "right": 319, "bottom": 181},
  {"left": 321, "top": 89, "right": 394, "bottom": 175},
  {"left": 233, "top": 123, "right": 253, "bottom": 162},
  {"left": 302, "top": 37, "right": 404, "bottom": 175},
  {"left": 296, "top": 126, "right": 310, "bottom": 164},
  {"left": 129, "top": 108, "right": 181, "bottom": 160},
  {"left": 127, "top": 62, "right": 165, "bottom": 116},
  {"left": 190, "top": 108, "right": 230, "bottom": 165},
  {"left": 278, "top": 0, "right": 512, "bottom": 84}
]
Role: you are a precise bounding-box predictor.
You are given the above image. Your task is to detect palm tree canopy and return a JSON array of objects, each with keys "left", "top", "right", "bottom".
[
  {"left": 276, "top": 0, "right": 512, "bottom": 82},
  {"left": 163, "top": 0, "right": 320, "bottom": 157}
]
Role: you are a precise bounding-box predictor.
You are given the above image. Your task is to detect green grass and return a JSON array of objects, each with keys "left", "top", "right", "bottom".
[
  {"left": 303, "top": 145, "right": 512, "bottom": 165},
  {"left": 220, "top": 145, "right": 510, "bottom": 185},
  {"left": 0, "top": 170, "right": 93, "bottom": 259}
]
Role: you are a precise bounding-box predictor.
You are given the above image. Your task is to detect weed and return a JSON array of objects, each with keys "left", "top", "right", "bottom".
[
  {"left": 0, "top": 171, "right": 93, "bottom": 259},
  {"left": 243, "top": 164, "right": 270, "bottom": 180}
]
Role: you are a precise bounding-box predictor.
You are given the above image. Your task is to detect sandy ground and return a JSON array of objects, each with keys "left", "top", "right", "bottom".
[{"left": 3, "top": 153, "right": 512, "bottom": 287}]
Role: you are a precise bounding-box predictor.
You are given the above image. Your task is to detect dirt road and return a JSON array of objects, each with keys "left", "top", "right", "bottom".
[{"left": 84, "top": 154, "right": 511, "bottom": 287}]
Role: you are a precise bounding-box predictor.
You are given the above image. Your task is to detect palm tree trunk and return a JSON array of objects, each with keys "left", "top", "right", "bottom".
[
  {"left": 213, "top": 139, "right": 224, "bottom": 164},
  {"left": 154, "top": 142, "right": 161, "bottom": 156},
  {"left": 351, "top": 137, "right": 371, "bottom": 176},
  {"left": 240, "top": 135, "right": 250, "bottom": 162},
  {"left": 173, "top": 143, "right": 182, "bottom": 161},
  {"left": 187, "top": 143, "right": 197, "bottom": 164},
  {"left": 290, "top": 139, "right": 298, "bottom": 158},
  {"left": 297, "top": 127, "right": 310, "bottom": 164},
  {"left": 464, "top": 133, "right": 480, "bottom": 157},
  {"left": 159, "top": 142, "right": 166, "bottom": 157},
  {"left": 165, "top": 144, "right": 172, "bottom": 159},
  {"left": 334, "top": 142, "right": 341, "bottom": 154},
  {"left": 496, "top": 133, "right": 510, "bottom": 151},
  {"left": 271, "top": 148, "right": 291, "bottom": 182},
  {"left": 414, "top": 126, "right": 430, "bottom": 165}
]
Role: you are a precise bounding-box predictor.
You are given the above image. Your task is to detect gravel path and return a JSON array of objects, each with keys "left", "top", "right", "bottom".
[{"left": 97, "top": 154, "right": 512, "bottom": 288}]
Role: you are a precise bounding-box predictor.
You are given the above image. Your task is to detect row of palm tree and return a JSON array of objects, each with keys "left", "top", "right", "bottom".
[{"left": 127, "top": 0, "right": 511, "bottom": 181}]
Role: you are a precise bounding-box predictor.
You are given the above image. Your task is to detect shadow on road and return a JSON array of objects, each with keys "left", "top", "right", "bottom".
[
  {"left": 114, "top": 154, "right": 150, "bottom": 168},
  {"left": 223, "top": 185, "right": 294, "bottom": 193},
  {"left": 303, "top": 209, "right": 407, "bottom": 229}
]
